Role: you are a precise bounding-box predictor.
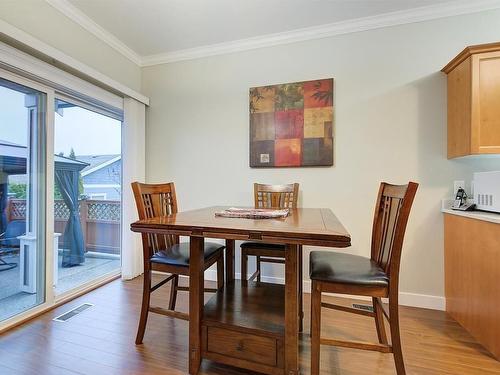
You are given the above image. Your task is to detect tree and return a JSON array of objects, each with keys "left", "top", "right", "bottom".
[
  {"left": 8, "top": 183, "right": 27, "bottom": 199},
  {"left": 54, "top": 180, "right": 63, "bottom": 199}
]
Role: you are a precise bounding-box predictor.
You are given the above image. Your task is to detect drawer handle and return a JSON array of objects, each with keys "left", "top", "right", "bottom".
[
  {"left": 236, "top": 341, "right": 244, "bottom": 351},
  {"left": 249, "top": 232, "right": 262, "bottom": 240}
]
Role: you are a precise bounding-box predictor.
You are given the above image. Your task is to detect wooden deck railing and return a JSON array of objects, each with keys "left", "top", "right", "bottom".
[{"left": 7, "top": 198, "right": 121, "bottom": 255}]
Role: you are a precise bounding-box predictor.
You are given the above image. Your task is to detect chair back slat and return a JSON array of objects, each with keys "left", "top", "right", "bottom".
[
  {"left": 254, "top": 183, "right": 299, "bottom": 209},
  {"left": 370, "top": 182, "right": 418, "bottom": 276},
  {"left": 132, "top": 182, "right": 179, "bottom": 256}
]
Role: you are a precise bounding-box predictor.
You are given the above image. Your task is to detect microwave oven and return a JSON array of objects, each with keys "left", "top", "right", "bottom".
[{"left": 473, "top": 171, "right": 500, "bottom": 213}]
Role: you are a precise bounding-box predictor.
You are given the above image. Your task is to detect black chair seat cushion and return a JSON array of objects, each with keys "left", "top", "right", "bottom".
[
  {"left": 240, "top": 242, "right": 285, "bottom": 251},
  {"left": 151, "top": 242, "right": 224, "bottom": 267},
  {"left": 310, "top": 251, "right": 388, "bottom": 287}
]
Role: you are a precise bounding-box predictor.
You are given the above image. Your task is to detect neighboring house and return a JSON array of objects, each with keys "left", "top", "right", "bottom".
[
  {"left": 77, "top": 155, "right": 122, "bottom": 201},
  {"left": 6, "top": 152, "right": 122, "bottom": 200}
]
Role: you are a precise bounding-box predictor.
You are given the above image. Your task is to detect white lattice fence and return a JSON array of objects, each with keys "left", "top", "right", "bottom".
[
  {"left": 86, "top": 201, "right": 121, "bottom": 222},
  {"left": 83, "top": 200, "right": 121, "bottom": 254},
  {"left": 54, "top": 200, "right": 71, "bottom": 220},
  {"left": 8, "top": 199, "right": 121, "bottom": 255}
]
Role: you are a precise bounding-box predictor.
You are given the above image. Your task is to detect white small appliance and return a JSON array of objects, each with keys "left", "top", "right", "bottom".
[{"left": 473, "top": 171, "right": 500, "bottom": 213}]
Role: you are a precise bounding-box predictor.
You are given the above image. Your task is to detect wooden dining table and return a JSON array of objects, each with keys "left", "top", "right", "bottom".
[{"left": 130, "top": 206, "right": 351, "bottom": 375}]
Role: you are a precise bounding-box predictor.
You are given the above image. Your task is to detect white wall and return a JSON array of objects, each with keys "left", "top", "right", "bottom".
[
  {"left": 0, "top": 0, "right": 141, "bottom": 91},
  {"left": 142, "top": 10, "right": 500, "bottom": 307}
]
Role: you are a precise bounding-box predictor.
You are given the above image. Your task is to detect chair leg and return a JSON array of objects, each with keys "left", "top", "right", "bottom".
[
  {"left": 241, "top": 251, "right": 248, "bottom": 285},
  {"left": 298, "top": 246, "right": 303, "bottom": 332},
  {"left": 373, "top": 297, "right": 388, "bottom": 344},
  {"left": 136, "top": 268, "right": 152, "bottom": 345},
  {"left": 310, "top": 281, "right": 321, "bottom": 375},
  {"left": 389, "top": 295, "right": 406, "bottom": 375},
  {"left": 256, "top": 255, "right": 261, "bottom": 282},
  {"left": 168, "top": 275, "right": 179, "bottom": 311},
  {"left": 310, "top": 295, "right": 313, "bottom": 338},
  {"left": 217, "top": 256, "right": 224, "bottom": 290}
]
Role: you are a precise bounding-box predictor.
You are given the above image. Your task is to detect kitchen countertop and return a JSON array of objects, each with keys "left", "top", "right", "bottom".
[{"left": 441, "top": 199, "right": 500, "bottom": 224}]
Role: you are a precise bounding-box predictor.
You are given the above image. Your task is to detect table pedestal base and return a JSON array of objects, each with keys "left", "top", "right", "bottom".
[{"left": 202, "top": 280, "right": 287, "bottom": 375}]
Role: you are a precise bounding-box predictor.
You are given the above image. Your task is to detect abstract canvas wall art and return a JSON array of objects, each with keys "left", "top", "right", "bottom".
[{"left": 249, "top": 78, "right": 334, "bottom": 167}]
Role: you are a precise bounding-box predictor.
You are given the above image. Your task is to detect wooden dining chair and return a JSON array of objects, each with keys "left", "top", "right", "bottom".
[
  {"left": 132, "top": 182, "right": 225, "bottom": 345},
  {"left": 309, "top": 182, "right": 418, "bottom": 375},
  {"left": 240, "top": 183, "right": 304, "bottom": 329}
]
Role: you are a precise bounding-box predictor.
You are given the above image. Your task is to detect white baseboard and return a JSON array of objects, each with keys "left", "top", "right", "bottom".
[
  {"left": 397, "top": 292, "right": 445, "bottom": 311},
  {"left": 202, "top": 270, "right": 445, "bottom": 311}
]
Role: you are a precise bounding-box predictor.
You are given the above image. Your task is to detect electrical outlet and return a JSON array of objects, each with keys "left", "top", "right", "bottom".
[{"left": 454, "top": 180, "right": 465, "bottom": 196}]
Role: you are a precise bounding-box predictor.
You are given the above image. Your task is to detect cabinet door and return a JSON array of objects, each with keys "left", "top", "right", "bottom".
[
  {"left": 472, "top": 51, "right": 500, "bottom": 154},
  {"left": 444, "top": 214, "right": 500, "bottom": 359},
  {"left": 447, "top": 58, "right": 472, "bottom": 158}
]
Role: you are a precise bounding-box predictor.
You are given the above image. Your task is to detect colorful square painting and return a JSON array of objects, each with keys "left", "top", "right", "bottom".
[{"left": 249, "top": 78, "right": 334, "bottom": 167}]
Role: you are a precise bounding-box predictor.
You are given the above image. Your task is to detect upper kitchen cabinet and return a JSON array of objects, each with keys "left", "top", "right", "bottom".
[{"left": 442, "top": 42, "right": 500, "bottom": 159}]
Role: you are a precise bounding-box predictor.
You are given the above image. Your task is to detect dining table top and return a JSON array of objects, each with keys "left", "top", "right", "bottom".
[{"left": 130, "top": 206, "right": 351, "bottom": 248}]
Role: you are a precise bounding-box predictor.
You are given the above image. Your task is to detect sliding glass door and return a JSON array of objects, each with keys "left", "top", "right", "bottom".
[
  {"left": 0, "top": 77, "right": 46, "bottom": 321},
  {"left": 53, "top": 98, "right": 121, "bottom": 296},
  {"left": 0, "top": 56, "right": 124, "bottom": 327}
]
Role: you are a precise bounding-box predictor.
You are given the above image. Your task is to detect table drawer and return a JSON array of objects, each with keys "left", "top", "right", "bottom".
[{"left": 206, "top": 326, "right": 277, "bottom": 367}]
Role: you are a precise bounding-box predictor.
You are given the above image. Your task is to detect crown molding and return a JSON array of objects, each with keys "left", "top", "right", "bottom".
[
  {"left": 141, "top": 0, "right": 500, "bottom": 66},
  {"left": 441, "top": 41, "right": 500, "bottom": 72},
  {"left": 42, "top": 0, "right": 500, "bottom": 67},
  {"left": 45, "top": 0, "right": 142, "bottom": 65}
]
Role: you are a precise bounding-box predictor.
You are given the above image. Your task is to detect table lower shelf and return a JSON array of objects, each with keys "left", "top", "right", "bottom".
[{"left": 202, "top": 280, "right": 286, "bottom": 375}]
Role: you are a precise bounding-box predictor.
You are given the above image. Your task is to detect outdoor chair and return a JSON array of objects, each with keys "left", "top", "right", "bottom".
[{"left": 0, "top": 220, "right": 26, "bottom": 272}]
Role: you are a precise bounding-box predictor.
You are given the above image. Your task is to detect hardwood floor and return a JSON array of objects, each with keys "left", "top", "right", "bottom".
[{"left": 0, "top": 275, "right": 499, "bottom": 375}]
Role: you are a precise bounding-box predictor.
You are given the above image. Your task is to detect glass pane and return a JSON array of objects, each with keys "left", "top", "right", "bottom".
[
  {"left": 0, "top": 78, "right": 46, "bottom": 321},
  {"left": 54, "top": 99, "right": 121, "bottom": 295}
]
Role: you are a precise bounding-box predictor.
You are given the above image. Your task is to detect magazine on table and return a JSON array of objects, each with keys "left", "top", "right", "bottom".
[{"left": 215, "top": 207, "right": 290, "bottom": 219}]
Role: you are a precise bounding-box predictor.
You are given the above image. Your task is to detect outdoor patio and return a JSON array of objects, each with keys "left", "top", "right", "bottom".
[{"left": 0, "top": 252, "right": 120, "bottom": 321}]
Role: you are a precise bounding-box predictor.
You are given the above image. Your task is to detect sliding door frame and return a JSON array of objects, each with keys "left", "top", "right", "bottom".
[
  {"left": 0, "top": 69, "right": 55, "bottom": 330},
  {"left": 0, "top": 68, "right": 123, "bottom": 332},
  {"left": 52, "top": 93, "right": 122, "bottom": 303},
  {"left": 0, "top": 38, "right": 145, "bottom": 333}
]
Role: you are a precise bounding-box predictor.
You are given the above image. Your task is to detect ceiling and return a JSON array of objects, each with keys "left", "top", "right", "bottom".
[{"left": 46, "top": 0, "right": 500, "bottom": 65}]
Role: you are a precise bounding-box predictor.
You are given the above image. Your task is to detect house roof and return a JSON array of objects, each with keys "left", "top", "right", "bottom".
[
  {"left": 54, "top": 154, "right": 89, "bottom": 167},
  {"left": 77, "top": 154, "right": 121, "bottom": 176},
  {"left": 0, "top": 140, "right": 88, "bottom": 175},
  {"left": 0, "top": 140, "right": 24, "bottom": 147}
]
